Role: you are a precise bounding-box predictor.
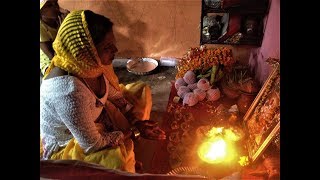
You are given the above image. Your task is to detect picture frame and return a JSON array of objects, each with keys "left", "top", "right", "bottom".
[{"left": 243, "top": 58, "right": 280, "bottom": 163}]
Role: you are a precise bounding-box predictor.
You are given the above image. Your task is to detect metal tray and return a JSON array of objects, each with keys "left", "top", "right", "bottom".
[{"left": 126, "top": 58, "right": 159, "bottom": 75}]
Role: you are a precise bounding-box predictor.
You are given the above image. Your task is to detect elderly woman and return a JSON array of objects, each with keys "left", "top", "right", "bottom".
[
  {"left": 40, "top": 10, "right": 166, "bottom": 173},
  {"left": 40, "top": 0, "right": 69, "bottom": 76}
]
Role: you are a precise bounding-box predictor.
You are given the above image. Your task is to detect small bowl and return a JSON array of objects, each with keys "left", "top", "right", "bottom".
[{"left": 126, "top": 58, "right": 158, "bottom": 75}]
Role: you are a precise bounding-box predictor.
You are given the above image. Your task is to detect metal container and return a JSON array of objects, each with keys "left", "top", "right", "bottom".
[{"left": 159, "top": 57, "right": 178, "bottom": 67}]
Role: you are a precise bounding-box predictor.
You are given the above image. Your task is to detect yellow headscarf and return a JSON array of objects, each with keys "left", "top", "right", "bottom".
[{"left": 44, "top": 10, "right": 120, "bottom": 90}]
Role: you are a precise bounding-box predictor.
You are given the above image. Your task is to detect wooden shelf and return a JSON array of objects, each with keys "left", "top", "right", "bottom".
[
  {"left": 201, "top": 34, "right": 263, "bottom": 46},
  {"left": 203, "top": 5, "right": 268, "bottom": 14},
  {"left": 200, "top": 0, "right": 268, "bottom": 46},
  {"left": 202, "top": 0, "right": 269, "bottom": 14}
]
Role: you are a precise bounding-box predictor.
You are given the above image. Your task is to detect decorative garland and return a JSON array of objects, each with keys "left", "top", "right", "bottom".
[{"left": 176, "top": 46, "right": 235, "bottom": 79}]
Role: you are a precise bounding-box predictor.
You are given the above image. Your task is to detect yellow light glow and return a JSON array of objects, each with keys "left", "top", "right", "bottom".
[
  {"left": 198, "top": 136, "right": 227, "bottom": 164},
  {"left": 224, "top": 129, "right": 241, "bottom": 142},
  {"left": 238, "top": 156, "right": 249, "bottom": 166},
  {"left": 206, "top": 138, "right": 226, "bottom": 160},
  {"left": 198, "top": 127, "right": 239, "bottom": 164},
  {"left": 206, "top": 127, "right": 224, "bottom": 137}
]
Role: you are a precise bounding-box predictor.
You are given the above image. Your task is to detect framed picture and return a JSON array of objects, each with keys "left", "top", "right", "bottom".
[{"left": 243, "top": 58, "right": 280, "bottom": 163}]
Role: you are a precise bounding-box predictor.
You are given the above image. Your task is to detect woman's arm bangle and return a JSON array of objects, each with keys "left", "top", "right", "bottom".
[{"left": 130, "top": 126, "right": 141, "bottom": 140}]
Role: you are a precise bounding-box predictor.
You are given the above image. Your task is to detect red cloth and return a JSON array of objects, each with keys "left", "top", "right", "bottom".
[
  {"left": 150, "top": 82, "right": 280, "bottom": 179},
  {"left": 40, "top": 160, "right": 206, "bottom": 179},
  {"left": 218, "top": 14, "right": 241, "bottom": 43},
  {"left": 150, "top": 82, "right": 239, "bottom": 176}
]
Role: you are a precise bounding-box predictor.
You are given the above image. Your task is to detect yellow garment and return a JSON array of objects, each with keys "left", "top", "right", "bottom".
[
  {"left": 44, "top": 10, "right": 120, "bottom": 90},
  {"left": 120, "top": 81, "right": 152, "bottom": 121},
  {"left": 40, "top": 137, "right": 44, "bottom": 158},
  {"left": 103, "top": 81, "right": 152, "bottom": 132},
  {"left": 40, "top": 20, "right": 58, "bottom": 42},
  {"left": 40, "top": 49, "right": 51, "bottom": 75},
  {"left": 40, "top": 0, "right": 51, "bottom": 75},
  {"left": 50, "top": 138, "right": 136, "bottom": 173},
  {"left": 40, "top": 20, "right": 58, "bottom": 74}
]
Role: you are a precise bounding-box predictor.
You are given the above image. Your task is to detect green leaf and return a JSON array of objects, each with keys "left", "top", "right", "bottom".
[
  {"left": 210, "top": 65, "right": 218, "bottom": 85},
  {"left": 214, "top": 69, "right": 224, "bottom": 82}
]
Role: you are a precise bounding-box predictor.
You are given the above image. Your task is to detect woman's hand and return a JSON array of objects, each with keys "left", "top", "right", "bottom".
[{"left": 134, "top": 120, "right": 166, "bottom": 140}]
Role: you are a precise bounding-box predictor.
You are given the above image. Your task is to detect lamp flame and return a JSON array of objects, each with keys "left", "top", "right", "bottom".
[
  {"left": 198, "top": 127, "right": 239, "bottom": 164},
  {"left": 198, "top": 137, "right": 226, "bottom": 164}
]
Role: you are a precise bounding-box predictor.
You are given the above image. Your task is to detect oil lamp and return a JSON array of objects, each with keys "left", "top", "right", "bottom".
[{"left": 197, "top": 127, "right": 240, "bottom": 164}]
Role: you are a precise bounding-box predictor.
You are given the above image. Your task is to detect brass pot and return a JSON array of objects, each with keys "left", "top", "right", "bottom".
[
  {"left": 220, "top": 80, "right": 240, "bottom": 99},
  {"left": 237, "top": 91, "right": 257, "bottom": 114}
]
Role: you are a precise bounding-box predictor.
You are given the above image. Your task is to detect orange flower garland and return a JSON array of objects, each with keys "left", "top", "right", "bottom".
[{"left": 176, "top": 46, "right": 235, "bottom": 79}]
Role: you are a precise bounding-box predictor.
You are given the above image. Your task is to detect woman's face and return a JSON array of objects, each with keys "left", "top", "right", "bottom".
[
  {"left": 41, "top": 0, "right": 60, "bottom": 19},
  {"left": 96, "top": 31, "right": 118, "bottom": 66}
]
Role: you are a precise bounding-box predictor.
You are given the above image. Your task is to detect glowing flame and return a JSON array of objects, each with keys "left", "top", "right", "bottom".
[
  {"left": 207, "top": 127, "right": 224, "bottom": 137},
  {"left": 238, "top": 156, "right": 249, "bottom": 166},
  {"left": 198, "top": 137, "right": 226, "bottom": 164},
  {"left": 198, "top": 127, "right": 239, "bottom": 164},
  {"left": 224, "top": 129, "right": 241, "bottom": 142}
]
